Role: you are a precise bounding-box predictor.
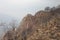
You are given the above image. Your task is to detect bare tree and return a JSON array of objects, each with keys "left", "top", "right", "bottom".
[
  {"left": 45, "top": 7, "right": 50, "bottom": 12},
  {"left": 9, "top": 20, "right": 18, "bottom": 31}
]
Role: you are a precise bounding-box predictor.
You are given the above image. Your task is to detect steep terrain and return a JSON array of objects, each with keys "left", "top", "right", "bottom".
[{"left": 2, "top": 6, "right": 60, "bottom": 40}]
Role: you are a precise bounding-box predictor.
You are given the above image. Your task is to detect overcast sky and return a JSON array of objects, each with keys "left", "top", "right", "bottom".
[{"left": 0, "top": 0, "right": 60, "bottom": 21}]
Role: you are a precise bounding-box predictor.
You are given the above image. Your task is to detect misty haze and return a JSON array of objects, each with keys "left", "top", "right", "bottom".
[{"left": 0, "top": 0, "right": 60, "bottom": 40}]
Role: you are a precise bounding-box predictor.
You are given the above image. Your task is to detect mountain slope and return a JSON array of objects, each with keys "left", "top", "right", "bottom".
[{"left": 2, "top": 6, "right": 60, "bottom": 40}]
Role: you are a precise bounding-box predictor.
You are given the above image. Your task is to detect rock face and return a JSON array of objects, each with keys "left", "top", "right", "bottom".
[{"left": 2, "top": 7, "right": 60, "bottom": 40}]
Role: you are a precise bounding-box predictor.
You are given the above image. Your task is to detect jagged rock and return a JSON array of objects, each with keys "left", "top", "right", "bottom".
[{"left": 2, "top": 6, "right": 60, "bottom": 40}]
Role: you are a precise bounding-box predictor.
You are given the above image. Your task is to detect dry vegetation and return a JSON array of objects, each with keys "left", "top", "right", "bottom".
[{"left": 2, "top": 5, "right": 60, "bottom": 40}]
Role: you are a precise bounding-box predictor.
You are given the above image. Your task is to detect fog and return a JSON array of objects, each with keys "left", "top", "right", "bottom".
[
  {"left": 0, "top": 0, "right": 60, "bottom": 40},
  {"left": 0, "top": 0, "right": 60, "bottom": 21}
]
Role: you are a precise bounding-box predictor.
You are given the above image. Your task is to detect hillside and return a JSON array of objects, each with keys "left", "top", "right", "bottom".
[{"left": 2, "top": 6, "right": 60, "bottom": 40}]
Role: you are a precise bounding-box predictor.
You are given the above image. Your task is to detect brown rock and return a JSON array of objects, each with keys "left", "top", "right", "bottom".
[{"left": 2, "top": 6, "right": 60, "bottom": 40}]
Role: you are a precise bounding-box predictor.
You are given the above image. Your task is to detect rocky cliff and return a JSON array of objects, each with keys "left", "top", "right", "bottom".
[{"left": 2, "top": 6, "right": 60, "bottom": 40}]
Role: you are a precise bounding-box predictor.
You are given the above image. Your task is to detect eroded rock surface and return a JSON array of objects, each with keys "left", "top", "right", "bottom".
[{"left": 2, "top": 6, "right": 60, "bottom": 40}]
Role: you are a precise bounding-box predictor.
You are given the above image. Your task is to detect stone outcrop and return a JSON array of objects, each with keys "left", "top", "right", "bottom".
[{"left": 2, "top": 6, "right": 60, "bottom": 40}]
